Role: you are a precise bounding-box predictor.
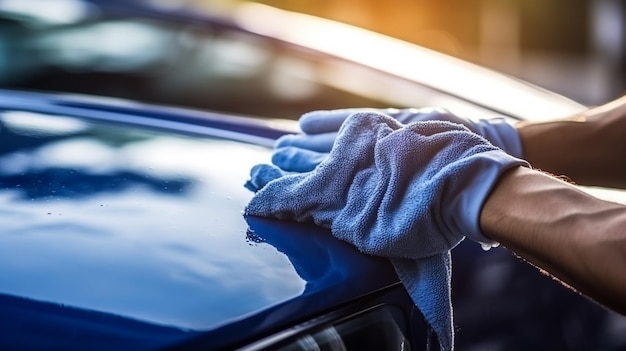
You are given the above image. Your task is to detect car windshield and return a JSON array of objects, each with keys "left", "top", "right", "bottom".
[
  {"left": 0, "top": 7, "right": 385, "bottom": 118},
  {"left": 0, "top": 0, "right": 508, "bottom": 119}
]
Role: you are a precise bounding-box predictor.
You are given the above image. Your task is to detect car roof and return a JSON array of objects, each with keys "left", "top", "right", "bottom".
[{"left": 0, "top": 89, "right": 400, "bottom": 350}]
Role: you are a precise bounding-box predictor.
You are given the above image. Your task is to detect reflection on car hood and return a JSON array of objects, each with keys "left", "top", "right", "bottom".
[
  {"left": 0, "top": 91, "right": 399, "bottom": 349},
  {"left": 0, "top": 108, "right": 302, "bottom": 329}
]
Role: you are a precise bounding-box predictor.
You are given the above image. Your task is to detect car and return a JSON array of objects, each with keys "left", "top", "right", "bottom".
[
  {"left": 0, "top": 92, "right": 625, "bottom": 351},
  {"left": 0, "top": 89, "right": 428, "bottom": 351},
  {"left": 0, "top": 1, "right": 625, "bottom": 351}
]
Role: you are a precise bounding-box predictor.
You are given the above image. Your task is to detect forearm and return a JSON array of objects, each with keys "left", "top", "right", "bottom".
[
  {"left": 517, "top": 95, "right": 626, "bottom": 189},
  {"left": 480, "top": 166, "right": 626, "bottom": 314}
]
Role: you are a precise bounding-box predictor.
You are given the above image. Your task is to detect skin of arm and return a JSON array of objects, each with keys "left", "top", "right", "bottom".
[
  {"left": 516, "top": 94, "right": 626, "bottom": 189},
  {"left": 480, "top": 166, "right": 626, "bottom": 315}
]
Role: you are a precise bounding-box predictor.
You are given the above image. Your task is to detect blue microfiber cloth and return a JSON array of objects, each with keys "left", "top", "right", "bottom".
[{"left": 245, "top": 112, "right": 528, "bottom": 350}]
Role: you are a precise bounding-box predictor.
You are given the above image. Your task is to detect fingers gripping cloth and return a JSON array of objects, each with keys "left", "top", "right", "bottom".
[
  {"left": 273, "top": 107, "right": 523, "bottom": 172},
  {"left": 297, "top": 107, "right": 523, "bottom": 158},
  {"left": 245, "top": 112, "right": 528, "bottom": 351}
]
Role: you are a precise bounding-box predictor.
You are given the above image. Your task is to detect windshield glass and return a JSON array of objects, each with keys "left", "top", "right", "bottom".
[{"left": 0, "top": 2, "right": 502, "bottom": 119}]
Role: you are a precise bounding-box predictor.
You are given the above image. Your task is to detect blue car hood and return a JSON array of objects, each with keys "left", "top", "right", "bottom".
[
  {"left": 0, "top": 91, "right": 399, "bottom": 350},
  {"left": 0, "top": 109, "right": 291, "bottom": 327}
]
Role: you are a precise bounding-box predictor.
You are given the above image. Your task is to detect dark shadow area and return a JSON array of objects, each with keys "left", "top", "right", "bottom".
[
  {"left": 452, "top": 240, "right": 624, "bottom": 350},
  {"left": 0, "top": 292, "right": 196, "bottom": 351}
]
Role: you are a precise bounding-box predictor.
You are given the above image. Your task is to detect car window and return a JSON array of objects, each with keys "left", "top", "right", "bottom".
[
  {"left": 0, "top": 15, "right": 386, "bottom": 118},
  {"left": 0, "top": 9, "right": 502, "bottom": 119},
  {"left": 272, "top": 307, "right": 410, "bottom": 351}
]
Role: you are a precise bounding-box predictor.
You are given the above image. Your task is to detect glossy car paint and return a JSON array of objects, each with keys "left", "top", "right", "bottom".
[
  {"left": 1, "top": 90, "right": 626, "bottom": 350},
  {"left": 0, "top": 90, "right": 422, "bottom": 350}
]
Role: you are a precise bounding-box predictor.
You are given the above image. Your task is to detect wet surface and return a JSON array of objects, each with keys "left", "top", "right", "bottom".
[{"left": 0, "top": 112, "right": 306, "bottom": 330}]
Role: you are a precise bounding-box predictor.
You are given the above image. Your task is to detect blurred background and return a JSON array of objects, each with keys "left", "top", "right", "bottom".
[
  {"left": 1, "top": 0, "right": 623, "bottom": 114},
  {"left": 188, "top": 0, "right": 626, "bottom": 106}
]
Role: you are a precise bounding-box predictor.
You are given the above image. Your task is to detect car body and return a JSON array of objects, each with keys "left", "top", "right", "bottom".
[
  {"left": 1, "top": 89, "right": 624, "bottom": 351},
  {"left": 0, "top": 89, "right": 429, "bottom": 350},
  {"left": 0, "top": 1, "right": 625, "bottom": 351}
]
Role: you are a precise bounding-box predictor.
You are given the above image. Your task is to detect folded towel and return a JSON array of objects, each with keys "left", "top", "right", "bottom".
[
  {"left": 273, "top": 107, "right": 523, "bottom": 173},
  {"left": 245, "top": 112, "right": 528, "bottom": 350}
]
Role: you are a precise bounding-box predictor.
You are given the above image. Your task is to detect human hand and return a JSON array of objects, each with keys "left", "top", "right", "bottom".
[
  {"left": 246, "top": 111, "right": 528, "bottom": 252},
  {"left": 272, "top": 107, "right": 523, "bottom": 172}
]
